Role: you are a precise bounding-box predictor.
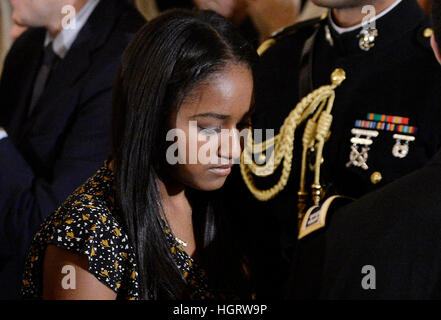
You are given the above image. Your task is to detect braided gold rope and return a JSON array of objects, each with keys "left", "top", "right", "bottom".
[{"left": 241, "top": 69, "right": 346, "bottom": 202}]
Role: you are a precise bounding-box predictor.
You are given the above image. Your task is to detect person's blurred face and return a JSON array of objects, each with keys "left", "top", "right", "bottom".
[
  {"left": 10, "top": 0, "right": 74, "bottom": 27},
  {"left": 311, "top": 0, "right": 372, "bottom": 9},
  {"left": 418, "top": 0, "right": 432, "bottom": 14},
  {"left": 167, "top": 63, "right": 253, "bottom": 191},
  {"left": 10, "top": 23, "right": 28, "bottom": 40},
  {"left": 193, "top": 0, "right": 238, "bottom": 18}
]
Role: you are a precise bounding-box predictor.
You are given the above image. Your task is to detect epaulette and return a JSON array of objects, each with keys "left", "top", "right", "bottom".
[
  {"left": 298, "top": 195, "right": 353, "bottom": 240},
  {"left": 257, "top": 13, "right": 328, "bottom": 56}
]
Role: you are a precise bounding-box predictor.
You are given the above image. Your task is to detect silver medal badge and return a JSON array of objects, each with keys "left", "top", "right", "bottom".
[
  {"left": 392, "top": 134, "right": 415, "bottom": 159},
  {"left": 346, "top": 128, "right": 379, "bottom": 170}
]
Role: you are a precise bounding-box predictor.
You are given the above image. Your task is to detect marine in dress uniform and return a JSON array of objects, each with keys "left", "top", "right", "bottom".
[{"left": 239, "top": 0, "right": 441, "bottom": 298}]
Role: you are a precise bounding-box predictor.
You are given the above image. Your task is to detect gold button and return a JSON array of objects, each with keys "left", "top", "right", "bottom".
[
  {"left": 423, "top": 28, "right": 433, "bottom": 38},
  {"left": 331, "top": 68, "right": 346, "bottom": 86},
  {"left": 370, "top": 171, "right": 383, "bottom": 185}
]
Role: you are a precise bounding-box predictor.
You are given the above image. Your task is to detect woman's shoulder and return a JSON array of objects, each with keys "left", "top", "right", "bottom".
[
  {"left": 48, "top": 161, "right": 118, "bottom": 230},
  {"left": 24, "top": 162, "right": 140, "bottom": 299}
]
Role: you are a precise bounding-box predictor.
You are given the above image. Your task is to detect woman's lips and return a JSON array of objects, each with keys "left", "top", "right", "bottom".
[{"left": 208, "top": 165, "right": 233, "bottom": 177}]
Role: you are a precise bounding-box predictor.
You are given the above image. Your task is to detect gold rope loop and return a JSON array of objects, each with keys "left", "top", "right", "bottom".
[
  {"left": 241, "top": 68, "right": 346, "bottom": 202},
  {"left": 316, "top": 113, "right": 333, "bottom": 140}
]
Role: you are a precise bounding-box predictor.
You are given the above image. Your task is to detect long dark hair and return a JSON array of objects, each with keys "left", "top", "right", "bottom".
[{"left": 111, "top": 9, "right": 258, "bottom": 299}]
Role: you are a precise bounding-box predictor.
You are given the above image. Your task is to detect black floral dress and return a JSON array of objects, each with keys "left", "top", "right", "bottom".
[{"left": 22, "top": 161, "right": 215, "bottom": 300}]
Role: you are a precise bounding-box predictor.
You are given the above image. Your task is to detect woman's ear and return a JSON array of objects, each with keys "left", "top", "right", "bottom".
[{"left": 431, "top": 34, "right": 441, "bottom": 65}]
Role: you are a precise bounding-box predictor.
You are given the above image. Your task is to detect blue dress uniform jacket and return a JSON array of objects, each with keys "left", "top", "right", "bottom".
[
  {"left": 0, "top": 0, "right": 145, "bottom": 299},
  {"left": 246, "top": 0, "right": 441, "bottom": 298}
]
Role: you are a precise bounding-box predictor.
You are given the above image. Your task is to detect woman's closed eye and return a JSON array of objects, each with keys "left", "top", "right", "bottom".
[{"left": 198, "top": 125, "right": 222, "bottom": 135}]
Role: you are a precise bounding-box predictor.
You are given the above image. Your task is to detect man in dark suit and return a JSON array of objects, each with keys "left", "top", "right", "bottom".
[
  {"left": 288, "top": 0, "right": 441, "bottom": 299},
  {"left": 0, "top": 0, "right": 144, "bottom": 299}
]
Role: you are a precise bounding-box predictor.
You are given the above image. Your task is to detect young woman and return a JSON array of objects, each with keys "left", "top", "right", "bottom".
[{"left": 21, "top": 9, "right": 258, "bottom": 300}]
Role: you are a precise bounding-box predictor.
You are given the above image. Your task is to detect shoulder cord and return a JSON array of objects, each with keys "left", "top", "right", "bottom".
[
  {"left": 240, "top": 28, "right": 346, "bottom": 224},
  {"left": 240, "top": 69, "right": 344, "bottom": 202}
]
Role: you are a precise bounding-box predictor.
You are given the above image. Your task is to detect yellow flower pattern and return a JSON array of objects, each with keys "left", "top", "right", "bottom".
[{"left": 21, "top": 160, "right": 214, "bottom": 300}]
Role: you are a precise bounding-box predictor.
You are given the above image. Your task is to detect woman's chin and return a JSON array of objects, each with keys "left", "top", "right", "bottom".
[{"left": 192, "top": 177, "right": 228, "bottom": 192}]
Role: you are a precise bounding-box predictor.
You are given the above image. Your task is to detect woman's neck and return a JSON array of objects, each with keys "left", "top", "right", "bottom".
[
  {"left": 157, "top": 177, "right": 196, "bottom": 257},
  {"left": 157, "top": 178, "right": 191, "bottom": 220}
]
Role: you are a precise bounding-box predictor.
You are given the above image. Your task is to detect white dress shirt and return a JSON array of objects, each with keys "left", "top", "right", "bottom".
[
  {"left": 0, "top": 0, "right": 101, "bottom": 141},
  {"left": 44, "top": 0, "right": 101, "bottom": 58},
  {"left": 329, "top": 0, "right": 402, "bottom": 34},
  {"left": 0, "top": 127, "right": 7, "bottom": 140}
]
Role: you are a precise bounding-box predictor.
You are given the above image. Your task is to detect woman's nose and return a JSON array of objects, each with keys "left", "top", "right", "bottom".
[{"left": 218, "top": 128, "right": 241, "bottom": 162}]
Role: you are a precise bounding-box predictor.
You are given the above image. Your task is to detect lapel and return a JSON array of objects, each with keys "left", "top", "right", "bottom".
[
  {"left": 6, "top": 28, "right": 45, "bottom": 140},
  {"left": 21, "top": 0, "right": 122, "bottom": 140}
]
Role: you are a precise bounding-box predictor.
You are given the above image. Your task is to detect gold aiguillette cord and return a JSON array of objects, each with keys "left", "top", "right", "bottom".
[{"left": 240, "top": 68, "right": 346, "bottom": 226}]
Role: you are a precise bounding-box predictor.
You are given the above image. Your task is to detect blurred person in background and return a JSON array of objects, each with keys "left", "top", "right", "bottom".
[
  {"left": 133, "top": 0, "right": 192, "bottom": 20},
  {"left": 243, "top": 0, "right": 302, "bottom": 43},
  {"left": 10, "top": 23, "right": 28, "bottom": 41},
  {"left": 194, "top": 0, "right": 263, "bottom": 46},
  {"left": 0, "top": 1, "right": 14, "bottom": 75},
  {"left": 419, "top": 0, "right": 433, "bottom": 13},
  {"left": 297, "top": 0, "right": 327, "bottom": 22},
  {"left": 135, "top": 0, "right": 324, "bottom": 46},
  {"left": 193, "top": 0, "right": 307, "bottom": 45},
  {"left": 0, "top": 0, "right": 144, "bottom": 299},
  {"left": 0, "top": 1, "right": 28, "bottom": 75}
]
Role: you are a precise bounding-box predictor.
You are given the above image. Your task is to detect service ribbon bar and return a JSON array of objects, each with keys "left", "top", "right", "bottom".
[
  {"left": 367, "top": 113, "right": 410, "bottom": 125},
  {"left": 355, "top": 120, "right": 417, "bottom": 134}
]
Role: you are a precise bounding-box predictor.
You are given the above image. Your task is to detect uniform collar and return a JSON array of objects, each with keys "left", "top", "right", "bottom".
[
  {"left": 44, "top": 0, "right": 100, "bottom": 59},
  {"left": 325, "top": 0, "right": 426, "bottom": 55},
  {"left": 328, "top": 0, "right": 402, "bottom": 35}
]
